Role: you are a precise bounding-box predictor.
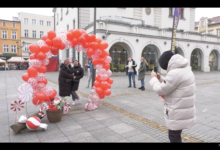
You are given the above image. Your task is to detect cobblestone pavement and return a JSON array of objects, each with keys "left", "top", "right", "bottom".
[{"left": 1, "top": 70, "right": 220, "bottom": 143}]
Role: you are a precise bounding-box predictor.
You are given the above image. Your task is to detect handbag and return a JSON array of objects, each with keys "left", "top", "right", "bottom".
[{"left": 65, "top": 79, "right": 73, "bottom": 83}]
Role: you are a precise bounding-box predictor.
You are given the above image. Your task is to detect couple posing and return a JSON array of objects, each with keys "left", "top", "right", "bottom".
[{"left": 58, "top": 59, "right": 84, "bottom": 106}]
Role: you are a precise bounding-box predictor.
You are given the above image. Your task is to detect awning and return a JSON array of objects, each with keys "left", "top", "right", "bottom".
[
  {"left": 7, "top": 57, "right": 29, "bottom": 62},
  {"left": 0, "top": 59, "right": 6, "bottom": 63}
]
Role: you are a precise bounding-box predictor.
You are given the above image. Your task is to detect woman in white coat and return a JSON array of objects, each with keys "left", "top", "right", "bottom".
[{"left": 149, "top": 50, "right": 196, "bottom": 143}]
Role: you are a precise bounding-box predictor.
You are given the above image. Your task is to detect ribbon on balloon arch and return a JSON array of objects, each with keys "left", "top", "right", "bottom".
[{"left": 20, "top": 28, "right": 113, "bottom": 111}]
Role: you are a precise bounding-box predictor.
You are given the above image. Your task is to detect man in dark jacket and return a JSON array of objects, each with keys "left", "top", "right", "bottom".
[
  {"left": 58, "top": 59, "right": 74, "bottom": 98},
  {"left": 69, "top": 60, "right": 84, "bottom": 106},
  {"left": 125, "top": 57, "right": 137, "bottom": 88}
]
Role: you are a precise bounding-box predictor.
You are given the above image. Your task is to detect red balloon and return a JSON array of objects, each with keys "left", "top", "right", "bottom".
[
  {"left": 99, "top": 58, "right": 105, "bottom": 64},
  {"left": 72, "top": 38, "right": 78, "bottom": 47},
  {"left": 103, "top": 63, "right": 110, "bottom": 70},
  {"left": 41, "top": 35, "right": 48, "bottom": 41},
  {"left": 79, "top": 36, "right": 86, "bottom": 44},
  {"left": 29, "top": 54, "right": 37, "bottom": 60},
  {"left": 94, "top": 81, "right": 101, "bottom": 88},
  {"left": 82, "top": 33, "right": 89, "bottom": 41},
  {"left": 37, "top": 65, "right": 47, "bottom": 73},
  {"left": 101, "top": 81, "right": 108, "bottom": 90},
  {"left": 92, "top": 60, "right": 99, "bottom": 66},
  {"left": 96, "top": 87, "right": 103, "bottom": 95},
  {"left": 86, "top": 48, "right": 95, "bottom": 56},
  {"left": 50, "top": 89, "right": 57, "bottom": 97},
  {"left": 22, "top": 73, "right": 29, "bottom": 82},
  {"left": 107, "top": 78, "right": 114, "bottom": 84},
  {"left": 96, "top": 38, "right": 102, "bottom": 44},
  {"left": 27, "top": 67, "right": 38, "bottom": 77},
  {"left": 107, "top": 83, "right": 111, "bottom": 89},
  {"left": 95, "top": 75, "right": 101, "bottom": 82},
  {"left": 68, "top": 29, "right": 74, "bottom": 34},
  {"left": 47, "top": 30, "right": 56, "bottom": 40},
  {"left": 38, "top": 79, "right": 47, "bottom": 85},
  {"left": 72, "top": 29, "right": 81, "bottom": 39},
  {"left": 40, "top": 44, "right": 50, "bottom": 53},
  {"left": 51, "top": 46, "right": 59, "bottom": 55},
  {"left": 82, "top": 42, "right": 88, "bottom": 48},
  {"left": 36, "top": 52, "right": 46, "bottom": 60},
  {"left": 87, "top": 55, "right": 92, "bottom": 59},
  {"left": 99, "top": 93, "right": 105, "bottom": 99},
  {"left": 92, "top": 42, "right": 99, "bottom": 50},
  {"left": 100, "top": 50, "right": 109, "bottom": 58},
  {"left": 52, "top": 37, "right": 62, "bottom": 47},
  {"left": 67, "top": 31, "right": 73, "bottom": 41},
  {"left": 29, "top": 44, "right": 40, "bottom": 53},
  {"left": 80, "top": 29, "right": 86, "bottom": 34},
  {"left": 88, "top": 34, "right": 96, "bottom": 43},
  {"left": 59, "top": 42, "right": 65, "bottom": 50},
  {"left": 104, "top": 89, "right": 111, "bottom": 96},
  {"left": 99, "top": 41, "right": 108, "bottom": 50},
  {"left": 36, "top": 92, "right": 46, "bottom": 102},
  {"left": 32, "top": 97, "right": 42, "bottom": 105},
  {"left": 45, "top": 39, "right": 52, "bottom": 46}
]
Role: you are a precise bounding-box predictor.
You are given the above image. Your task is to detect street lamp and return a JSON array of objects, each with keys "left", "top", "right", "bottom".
[{"left": 16, "top": 41, "right": 25, "bottom": 60}]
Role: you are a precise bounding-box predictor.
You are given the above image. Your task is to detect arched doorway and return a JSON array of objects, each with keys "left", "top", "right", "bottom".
[
  {"left": 141, "top": 44, "right": 160, "bottom": 72},
  {"left": 190, "top": 49, "right": 202, "bottom": 71},
  {"left": 209, "top": 50, "right": 218, "bottom": 71},
  {"left": 109, "top": 42, "right": 132, "bottom": 72},
  {"left": 176, "top": 47, "right": 184, "bottom": 57}
]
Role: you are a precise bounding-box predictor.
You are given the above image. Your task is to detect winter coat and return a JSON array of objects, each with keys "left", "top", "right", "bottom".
[
  {"left": 138, "top": 61, "right": 146, "bottom": 80},
  {"left": 149, "top": 54, "right": 196, "bottom": 130},
  {"left": 69, "top": 64, "right": 84, "bottom": 91},
  {"left": 58, "top": 63, "right": 74, "bottom": 97},
  {"left": 125, "top": 59, "right": 137, "bottom": 75}
]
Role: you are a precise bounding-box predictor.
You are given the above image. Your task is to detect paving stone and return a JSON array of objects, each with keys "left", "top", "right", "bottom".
[
  {"left": 67, "top": 132, "right": 92, "bottom": 142},
  {"left": 120, "top": 129, "right": 142, "bottom": 138},
  {"left": 99, "top": 134, "right": 124, "bottom": 142},
  {"left": 89, "top": 127, "right": 119, "bottom": 140},
  {"left": 127, "top": 133, "right": 156, "bottom": 142},
  {"left": 108, "top": 123, "right": 135, "bottom": 134}
]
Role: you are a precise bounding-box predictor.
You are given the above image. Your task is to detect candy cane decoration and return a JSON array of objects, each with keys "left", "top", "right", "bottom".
[
  {"left": 38, "top": 106, "right": 49, "bottom": 118},
  {"left": 10, "top": 100, "right": 24, "bottom": 123}
]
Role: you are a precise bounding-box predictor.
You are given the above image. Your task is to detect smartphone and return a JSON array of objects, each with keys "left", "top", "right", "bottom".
[{"left": 154, "top": 66, "right": 157, "bottom": 74}]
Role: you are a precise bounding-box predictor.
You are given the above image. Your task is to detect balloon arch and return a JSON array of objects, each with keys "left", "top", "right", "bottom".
[{"left": 21, "top": 29, "right": 113, "bottom": 111}]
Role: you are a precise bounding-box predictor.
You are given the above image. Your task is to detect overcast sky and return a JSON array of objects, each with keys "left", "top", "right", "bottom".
[{"left": 0, "top": 8, "right": 219, "bottom": 22}]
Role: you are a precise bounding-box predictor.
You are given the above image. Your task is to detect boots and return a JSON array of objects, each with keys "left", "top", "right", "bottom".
[
  {"left": 141, "top": 86, "right": 145, "bottom": 91},
  {"left": 138, "top": 86, "right": 142, "bottom": 89}
]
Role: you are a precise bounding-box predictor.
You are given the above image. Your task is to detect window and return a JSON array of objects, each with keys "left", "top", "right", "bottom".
[
  {"left": 217, "top": 29, "right": 220, "bottom": 37},
  {"left": 32, "top": 19, "right": 36, "bottom": 25},
  {"left": 24, "top": 29, "right": 28, "bottom": 37},
  {"left": 73, "top": 20, "right": 75, "bottom": 29},
  {"left": 12, "top": 31, "right": 16, "bottom": 39},
  {"left": 209, "top": 30, "right": 213, "bottom": 35},
  {"left": 2, "top": 31, "right": 7, "bottom": 39},
  {"left": 24, "top": 43, "right": 29, "bottom": 51},
  {"left": 3, "top": 22, "right": 6, "bottom": 26},
  {"left": 24, "top": 18, "right": 28, "bottom": 24},
  {"left": 169, "top": 8, "right": 173, "bottom": 16},
  {"left": 11, "top": 45, "right": 16, "bottom": 53},
  {"left": 47, "top": 21, "right": 51, "bottom": 26},
  {"left": 201, "top": 21, "right": 204, "bottom": 27},
  {"left": 66, "top": 8, "right": 69, "bottom": 15},
  {"left": 32, "top": 30, "right": 36, "bottom": 38},
  {"left": 3, "top": 45, "right": 9, "bottom": 53},
  {"left": 12, "top": 23, "right": 15, "bottom": 27},
  {"left": 40, "top": 20, "right": 44, "bottom": 26},
  {"left": 180, "top": 8, "right": 184, "bottom": 19},
  {"left": 40, "top": 31, "right": 44, "bottom": 38}
]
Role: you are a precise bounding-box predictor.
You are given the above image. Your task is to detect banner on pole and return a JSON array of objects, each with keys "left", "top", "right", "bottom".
[{"left": 171, "top": 8, "right": 182, "bottom": 54}]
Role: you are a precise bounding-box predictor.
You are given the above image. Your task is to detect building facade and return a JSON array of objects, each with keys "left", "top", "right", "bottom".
[
  {"left": 18, "top": 12, "right": 54, "bottom": 59},
  {"left": 0, "top": 19, "right": 21, "bottom": 65},
  {"left": 54, "top": 8, "right": 220, "bottom": 74}
]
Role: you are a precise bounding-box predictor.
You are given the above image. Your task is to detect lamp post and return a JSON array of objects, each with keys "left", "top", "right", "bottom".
[
  {"left": 91, "top": 7, "right": 96, "bottom": 88},
  {"left": 16, "top": 41, "right": 25, "bottom": 60}
]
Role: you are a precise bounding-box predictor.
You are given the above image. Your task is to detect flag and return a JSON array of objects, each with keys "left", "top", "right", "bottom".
[{"left": 171, "top": 8, "right": 182, "bottom": 54}]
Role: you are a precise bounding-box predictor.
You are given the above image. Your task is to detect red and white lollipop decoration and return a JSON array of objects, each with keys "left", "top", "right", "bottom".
[{"left": 10, "top": 100, "right": 24, "bottom": 123}]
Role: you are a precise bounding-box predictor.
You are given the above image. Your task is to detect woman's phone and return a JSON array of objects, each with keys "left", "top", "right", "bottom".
[{"left": 154, "top": 66, "right": 157, "bottom": 74}]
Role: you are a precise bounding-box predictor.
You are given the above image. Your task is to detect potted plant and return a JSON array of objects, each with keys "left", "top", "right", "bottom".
[{"left": 46, "top": 97, "right": 67, "bottom": 123}]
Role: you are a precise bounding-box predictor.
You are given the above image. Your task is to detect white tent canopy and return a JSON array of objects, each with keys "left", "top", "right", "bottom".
[
  {"left": 0, "top": 59, "right": 6, "bottom": 63},
  {"left": 7, "top": 57, "right": 29, "bottom": 62}
]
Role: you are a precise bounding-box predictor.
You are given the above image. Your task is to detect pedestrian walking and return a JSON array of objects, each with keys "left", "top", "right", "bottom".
[
  {"left": 17, "top": 62, "right": 20, "bottom": 70},
  {"left": 69, "top": 60, "right": 84, "bottom": 106},
  {"left": 138, "top": 57, "right": 147, "bottom": 91},
  {"left": 86, "top": 60, "right": 92, "bottom": 88},
  {"left": 149, "top": 50, "right": 196, "bottom": 143},
  {"left": 5, "top": 62, "right": 8, "bottom": 71},
  {"left": 58, "top": 59, "right": 74, "bottom": 99},
  {"left": 26, "top": 63, "right": 29, "bottom": 69},
  {"left": 125, "top": 57, "right": 137, "bottom": 88}
]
